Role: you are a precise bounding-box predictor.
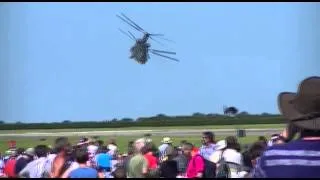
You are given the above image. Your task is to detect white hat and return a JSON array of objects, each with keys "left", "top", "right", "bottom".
[
  {"left": 161, "top": 137, "right": 172, "bottom": 144},
  {"left": 215, "top": 140, "right": 226, "bottom": 150}
]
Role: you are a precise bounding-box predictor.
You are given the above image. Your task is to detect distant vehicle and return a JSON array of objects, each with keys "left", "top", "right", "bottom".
[{"left": 117, "top": 13, "right": 179, "bottom": 64}]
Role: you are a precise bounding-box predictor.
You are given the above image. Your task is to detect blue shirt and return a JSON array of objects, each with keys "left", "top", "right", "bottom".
[
  {"left": 96, "top": 153, "right": 112, "bottom": 168},
  {"left": 199, "top": 143, "right": 216, "bottom": 160},
  {"left": 69, "top": 167, "right": 98, "bottom": 178},
  {"left": 253, "top": 139, "right": 320, "bottom": 178}
]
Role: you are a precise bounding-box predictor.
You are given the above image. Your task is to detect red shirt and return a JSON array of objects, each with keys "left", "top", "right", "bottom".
[
  {"left": 144, "top": 152, "right": 158, "bottom": 169},
  {"left": 4, "top": 158, "right": 17, "bottom": 178},
  {"left": 186, "top": 155, "right": 204, "bottom": 178}
]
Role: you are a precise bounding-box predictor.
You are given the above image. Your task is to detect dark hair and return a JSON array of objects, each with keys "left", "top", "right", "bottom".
[
  {"left": 203, "top": 131, "right": 216, "bottom": 143},
  {"left": 98, "top": 146, "right": 109, "bottom": 154},
  {"left": 182, "top": 142, "right": 194, "bottom": 151},
  {"left": 54, "top": 137, "right": 70, "bottom": 153},
  {"left": 75, "top": 148, "right": 89, "bottom": 164},
  {"left": 34, "top": 145, "right": 48, "bottom": 158},
  {"left": 97, "top": 140, "right": 104, "bottom": 147},
  {"left": 16, "top": 148, "right": 25, "bottom": 156},
  {"left": 225, "top": 136, "right": 241, "bottom": 152},
  {"left": 258, "top": 136, "right": 267, "bottom": 145},
  {"left": 112, "top": 167, "right": 126, "bottom": 178},
  {"left": 249, "top": 141, "right": 266, "bottom": 160}
]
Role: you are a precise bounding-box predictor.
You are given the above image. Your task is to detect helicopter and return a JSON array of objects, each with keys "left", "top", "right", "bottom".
[{"left": 117, "top": 13, "right": 179, "bottom": 64}]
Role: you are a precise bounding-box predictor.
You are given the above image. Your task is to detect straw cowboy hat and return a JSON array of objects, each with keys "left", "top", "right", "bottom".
[
  {"left": 278, "top": 76, "right": 320, "bottom": 130},
  {"left": 161, "top": 137, "right": 173, "bottom": 144}
]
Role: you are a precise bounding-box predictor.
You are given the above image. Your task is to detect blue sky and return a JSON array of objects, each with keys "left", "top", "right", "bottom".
[{"left": 0, "top": 2, "right": 319, "bottom": 123}]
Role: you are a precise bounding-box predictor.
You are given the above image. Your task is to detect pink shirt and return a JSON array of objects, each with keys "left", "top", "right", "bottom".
[{"left": 186, "top": 155, "right": 204, "bottom": 178}]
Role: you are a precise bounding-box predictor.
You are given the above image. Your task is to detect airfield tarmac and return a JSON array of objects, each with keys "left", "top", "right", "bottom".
[{"left": 0, "top": 128, "right": 283, "bottom": 137}]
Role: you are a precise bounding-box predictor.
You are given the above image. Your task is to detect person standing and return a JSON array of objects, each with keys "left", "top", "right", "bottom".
[
  {"left": 199, "top": 131, "right": 216, "bottom": 160},
  {"left": 253, "top": 76, "right": 320, "bottom": 178}
]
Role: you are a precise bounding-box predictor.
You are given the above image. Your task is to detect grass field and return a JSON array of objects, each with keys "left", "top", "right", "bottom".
[
  {"left": 0, "top": 124, "right": 285, "bottom": 134},
  {"left": 0, "top": 135, "right": 264, "bottom": 154}
]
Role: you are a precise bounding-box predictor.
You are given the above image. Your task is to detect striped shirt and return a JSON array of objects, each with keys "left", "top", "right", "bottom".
[
  {"left": 19, "top": 157, "right": 47, "bottom": 178},
  {"left": 253, "top": 139, "right": 320, "bottom": 178}
]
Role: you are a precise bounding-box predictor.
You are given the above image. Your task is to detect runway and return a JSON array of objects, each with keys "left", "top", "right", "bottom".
[{"left": 0, "top": 128, "right": 283, "bottom": 137}]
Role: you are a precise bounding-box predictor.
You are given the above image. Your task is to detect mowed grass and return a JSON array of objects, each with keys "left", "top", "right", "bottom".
[
  {"left": 0, "top": 124, "right": 285, "bottom": 134},
  {"left": 0, "top": 135, "right": 264, "bottom": 154}
]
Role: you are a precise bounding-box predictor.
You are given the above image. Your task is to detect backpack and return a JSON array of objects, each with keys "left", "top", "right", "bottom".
[
  {"left": 216, "top": 151, "right": 230, "bottom": 178},
  {"left": 193, "top": 154, "right": 216, "bottom": 178}
]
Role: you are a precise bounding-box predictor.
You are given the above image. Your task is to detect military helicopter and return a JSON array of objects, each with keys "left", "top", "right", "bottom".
[{"left": 117, "top": 13, "right": 179, "bottom": 64}]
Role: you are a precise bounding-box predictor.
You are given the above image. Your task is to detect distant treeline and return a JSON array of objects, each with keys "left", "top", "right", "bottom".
[{"left": 0, "top": 114, "right": 285, "bottom": 130}]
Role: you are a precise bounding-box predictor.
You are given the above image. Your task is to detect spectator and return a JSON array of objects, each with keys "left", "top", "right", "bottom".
[
  {"left": 127, "top": 138, "right": 148, "bottom": 178},
  {"left": 158, "top": 137, "right": 173, "bottom": 163},
  {"left": 243, "top": 141, "right": 266, "bottom": 177},
  {"left": 253, "top": 76, "right": 320, "bottom": 178},
  {"left": 68, "top": 148, "right": 98, "bottom": 178},
  {"left": 3, "top": 150, "right": 18, "bottom": 178},
  {"left": 159, "top": 145, "right": 178, "bottom": 178},
  {"left": 107, "top": 138, "right": 118, "bottom": 172},
  {"left": 51, "top": 137, "right": 73, "bottom": 178},
  {"left": 258, "top": 136, "right": 268, "bottom": 147},
  {"left": 15, "top": 148, "right": 35, "bottom": 175},
  {"left": 199, "top": 131, "right": 216, "bottom": 160},
  {"left": 95, "top": 146, "right": 112, "bottom": 178},
  {"left": 18, "top": 145, "right": 49, "bottom": 178},
  {"left": 267, "top": 134, "right": 286, "bottom": 147},
  {"left": 210, "top": 137, "right": 244, "bottom": 178},
  {"left": 173, "top": 145, "right": 189, "bottom": 178},
  {"left": 112, "top": 166, "right": 126, "bottom": 178},
  {"left": 185, "top": 142, "right": 204, "bottom": 178},
  {"left": 142, "top": 144, "right": 157, "bottom": 170},
  {"left": 0, "top": 154, "right": 5, "bottom": 177}
]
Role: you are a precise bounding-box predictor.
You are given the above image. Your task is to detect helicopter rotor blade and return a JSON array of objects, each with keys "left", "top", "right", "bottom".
[
  {"left": 118, "top": 28, "right": 135, "bottom": 41},
  {"left": 151, "top": 51, "right": 179, "bottom": 62},
  {"left": 127, "top": 31, "right": 136, "bottom": 40},
  {"left": 120, "top": 13, "right": 146, "bottom": 33},
  {"left": 150, "top": 36, "right": 165, "bottom": 47},
  {"left": 150, "top": 49, "right": 176, "bottom": 55},
  {"left": 154, "top": 36, "right": 175, "bottom": 43},
  {"left": 149, "top": 34, "right": 164, "bottom": 36},
  {"left": 116, "top": 14, "right": 143, "bottom": 33}
]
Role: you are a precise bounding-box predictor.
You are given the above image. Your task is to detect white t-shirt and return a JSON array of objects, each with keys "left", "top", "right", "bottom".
[{"left": 209, "top": 149, "right": 244, "bottom": 178}]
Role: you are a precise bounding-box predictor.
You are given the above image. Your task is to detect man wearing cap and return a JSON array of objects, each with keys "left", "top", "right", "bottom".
[
  {"left": 158, "top": 137, "right": 173, "bottom": 163},
  {"left": 253, "top": 76, "right": 320, "bottom": 178}
]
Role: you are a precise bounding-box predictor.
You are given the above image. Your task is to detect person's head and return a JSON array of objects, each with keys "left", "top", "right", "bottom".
[
  {"left": 34, "top": 145, "right": 49, "bottom": 158},
  {"left": 16, "top": 148, "right": 25, "bottom": 156},
  {"left": 278, "top": 76, "right": 320, "bottom": 140},
  {"left": 97, "top": 140, "right": 104, "bottom": 147},
  {"left": 248, "top": 141, "right": 266, "bottom": 167},
  {"left": 202, "top": 131, "right": 215, "bottom": 145},
  {"left": 24, "top": 147, "right": 35, "bottom": 157},
  {"left": 54, "top": 137, "right": 71, "bottom": 154},
  {"left": 181, "top": 142, "right": 193, "bottom": 157},
  {"left": 258, "top": 136, "right": 268, "bottom": 146},
  {"left": 161, "top": 137, "right": 173, "bottom": 145},
  {"left": 112, "top": 167, "right": 126, "bottom": 178},
  {"left": 109, "top": 138, "right": 117, "bottom": 146},
  {"left": 98, "top": 146, "right": 109, "bottom": 154},
  {"left": 75, "top": 147, "right": 89, "bottom": 164},
  {"left": 134, "top": 138, "right": 145, "bottom": 154},
  {"left": 225, "top": 136, "right": 241, "bottom": 152}
]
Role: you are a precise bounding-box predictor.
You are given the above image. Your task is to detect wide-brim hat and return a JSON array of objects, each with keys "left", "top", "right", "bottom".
[
  {"left": 161, "top": 137, "right": 172, "bottom": 144},
  {"left": 278, "top": 76, "right": 320, "bottom": 130}
]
